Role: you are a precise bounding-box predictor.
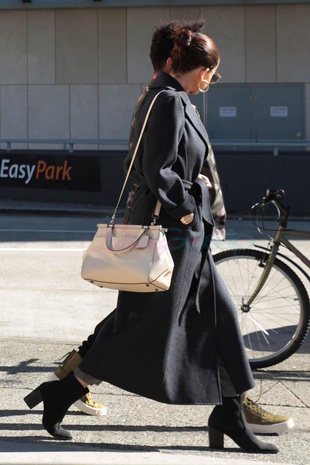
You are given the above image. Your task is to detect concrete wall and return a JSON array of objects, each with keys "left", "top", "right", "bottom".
[{"left": 0, "top": 4, "right": 309, "bottom": 150}]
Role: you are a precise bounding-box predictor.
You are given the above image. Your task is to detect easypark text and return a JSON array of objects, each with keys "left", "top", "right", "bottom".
[{"left": 0, "top": 159, "right": 72, "bottom": 184}]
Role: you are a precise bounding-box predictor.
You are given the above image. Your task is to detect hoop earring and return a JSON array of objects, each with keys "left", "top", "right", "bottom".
[{"left": 198, "top": 80, "right": 209, "bottom": 93}]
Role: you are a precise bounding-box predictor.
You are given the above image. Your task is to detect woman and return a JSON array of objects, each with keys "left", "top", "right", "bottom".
[{"left": 24, "top": 27, "right": 278, "bottom": 454}]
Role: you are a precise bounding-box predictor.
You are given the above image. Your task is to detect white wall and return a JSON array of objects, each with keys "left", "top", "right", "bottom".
[{"left": 0, "top": 4, "right": 309, "bottom": 147}]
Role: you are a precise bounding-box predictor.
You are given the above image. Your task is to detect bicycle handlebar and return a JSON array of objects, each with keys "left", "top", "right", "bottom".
[
  {"left": 261, "top": 189, "right": 290, "bottom": 225},
  {"left": 263, "top": 189, "right": 286, "bottom": 203}
]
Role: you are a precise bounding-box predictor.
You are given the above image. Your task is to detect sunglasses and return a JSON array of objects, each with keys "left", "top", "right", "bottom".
[{"left": 210, "top": 71, "right": 222, "bottom": 85}]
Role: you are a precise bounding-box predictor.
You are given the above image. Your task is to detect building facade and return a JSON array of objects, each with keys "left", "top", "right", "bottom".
[{"left": 0, "top": 0, "right": 309, "bottom": 213}]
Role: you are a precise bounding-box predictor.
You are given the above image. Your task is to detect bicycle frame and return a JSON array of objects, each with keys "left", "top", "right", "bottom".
[{"left": 243, "top": 225, "right": 310, "bottom": 308}]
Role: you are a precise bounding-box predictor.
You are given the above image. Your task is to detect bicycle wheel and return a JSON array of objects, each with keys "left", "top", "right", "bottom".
[{"left": 213, "top": 248, "right": 310, "bottom": 368}]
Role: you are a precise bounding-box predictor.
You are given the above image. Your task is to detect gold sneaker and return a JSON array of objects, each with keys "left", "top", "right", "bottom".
[
  {"left": 243, "top": 395, "right": 294, "bottom": 434},
  {"left": 74, "top": 392, "right": 107, "bottom": 416},
  {"left": 48, "top": 350, "right": 107, "bottom": 416}
]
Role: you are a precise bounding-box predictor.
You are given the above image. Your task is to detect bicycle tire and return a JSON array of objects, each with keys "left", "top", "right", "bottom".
[{"left": 213, "top": 248, "right": 310, "bottom": 369}]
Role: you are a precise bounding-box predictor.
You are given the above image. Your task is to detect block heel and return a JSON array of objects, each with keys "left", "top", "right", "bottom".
[
  {"left": 208, "top": 397, "right": 279, "bottom": 453},
  {"left": 24, "top": 386, "right": 43, "bottom": 409},
  {"left": 208, "top": 426, "right": 224, "bottom": 449},
  {"left": 23, "top": 373, "right": 89, "bottom": 440}
]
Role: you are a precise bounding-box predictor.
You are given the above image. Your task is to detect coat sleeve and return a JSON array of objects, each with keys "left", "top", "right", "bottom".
[{"left": 142, "top": 91, "right": 196, "bottom": 221}]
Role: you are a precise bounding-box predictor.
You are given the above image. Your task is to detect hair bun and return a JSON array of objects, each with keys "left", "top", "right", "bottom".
[
  {"left": 170, "top": 27, "right": 220, "bottom": 74},
  {"left": 175, "top": 28, "right": 192, "bottom": 47}
]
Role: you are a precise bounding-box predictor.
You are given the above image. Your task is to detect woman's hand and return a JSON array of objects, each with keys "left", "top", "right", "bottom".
[{"left": 198, "top": 173, "right": 212, "bottom": 190}]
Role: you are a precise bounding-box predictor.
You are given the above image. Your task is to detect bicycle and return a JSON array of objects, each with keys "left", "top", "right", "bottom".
[{"left": 213, "top": 189, "right": 310, "bottom": 369}]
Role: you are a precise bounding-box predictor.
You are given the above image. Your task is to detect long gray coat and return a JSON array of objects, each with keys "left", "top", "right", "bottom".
[{"left": 80, "top": 72, "right": 254, "bottom": 404}]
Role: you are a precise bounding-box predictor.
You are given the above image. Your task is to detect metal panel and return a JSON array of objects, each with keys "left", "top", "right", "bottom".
[
  {"left": 206, "top": 86, "right": 253, "bottom": 139},
  {"left": 206, "top": 84, "right": 304, "bottom": 142},
  {"left": 254, "top": 85, "right": 304, "bottom": 140}
]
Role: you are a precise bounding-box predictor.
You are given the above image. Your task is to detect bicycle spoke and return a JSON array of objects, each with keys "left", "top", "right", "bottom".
[{"left": 213, "top": 249, "right": 310, "bottom": 368}]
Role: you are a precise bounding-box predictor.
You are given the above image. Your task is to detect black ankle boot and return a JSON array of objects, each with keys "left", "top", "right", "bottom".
[
  {"left": 24, "top": 371, "right": 89, "bottom": 440},
  {"left": 208, "top": 396, "right": 279, "bottom": 453}
]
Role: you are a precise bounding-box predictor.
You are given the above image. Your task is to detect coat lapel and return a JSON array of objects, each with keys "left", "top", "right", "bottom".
[
  {"left": 182, "top": 96, "right": 210, "bottom": 148},
  {"left": 149, "top": 71, "right": 210, "bottom": 148}
]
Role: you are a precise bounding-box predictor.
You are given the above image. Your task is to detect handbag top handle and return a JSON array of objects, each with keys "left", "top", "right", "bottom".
[{"left": 109, "top": 89, "right": 165, "bottom": 227}]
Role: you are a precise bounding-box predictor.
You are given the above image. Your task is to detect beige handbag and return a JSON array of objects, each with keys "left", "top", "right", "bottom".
[{"left": 81, "top": 90, "right": 174, "bottom": 292}]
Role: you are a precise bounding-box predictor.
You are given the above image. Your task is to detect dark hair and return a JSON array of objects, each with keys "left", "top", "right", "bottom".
[
  {"left": 150, "top": 19, "right": 206, "bottom": 72},
  {"left": 170, "top": 28, "right": 220, "bottom": 74}
]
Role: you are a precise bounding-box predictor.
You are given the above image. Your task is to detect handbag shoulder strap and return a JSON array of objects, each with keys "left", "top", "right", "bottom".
[{"left": 110, "top": 89, "right": 165, "bottom": 226}]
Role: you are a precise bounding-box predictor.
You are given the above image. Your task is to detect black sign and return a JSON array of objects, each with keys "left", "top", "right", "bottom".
[{"left": 0, "top": 152, "right": 101, "bottom": 192}]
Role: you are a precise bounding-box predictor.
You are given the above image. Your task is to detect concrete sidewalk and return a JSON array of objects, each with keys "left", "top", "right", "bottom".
[
  {"left": 0, "top": 202, "right": 309, "bottom": 465},
  {"left": 1, "top": 333, "right": 307, "bottom": 465},
  {"left": 0, "top": 335, "right": 306, "bottom": 465},
  {"left": 0, "top": 442, "right": 295, "bottom": 465},
  {"left": 1, "top": 198, "right": 310, "bottom": 221}
]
